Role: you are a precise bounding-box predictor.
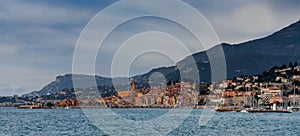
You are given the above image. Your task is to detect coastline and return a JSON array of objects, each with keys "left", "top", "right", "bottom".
[{"left": 12, "top": 105, "right": 212, "bottom": 109}]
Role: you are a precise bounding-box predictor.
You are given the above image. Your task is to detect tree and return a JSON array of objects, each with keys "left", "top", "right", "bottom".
[
  {"left": 281, "top": 64, "right": 287, "bottom": 69},
  {"left": 295, "top": 62, "right": 298, "bottom": 67},
  {"left": 289, "top": 62, "right": 294, "bottom": 68},
  {"left": 46, "top": 102, "right": 54, "bottom": 107},
  {"left": 277, "top": 78, "right": 282, "bottom": 83}
]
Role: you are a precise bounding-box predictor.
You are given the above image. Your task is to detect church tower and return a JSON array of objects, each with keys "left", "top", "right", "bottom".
[
  {"left": 131, "top": 81, "right": 136, "bottom": 105},
  {"left": 131, "top": 81, "right": 136, "bottom": 91}
]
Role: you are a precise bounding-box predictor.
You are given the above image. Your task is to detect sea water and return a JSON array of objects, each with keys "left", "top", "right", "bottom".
[{"left": 0, "top": 108, "right": 299, "bottom": 136}]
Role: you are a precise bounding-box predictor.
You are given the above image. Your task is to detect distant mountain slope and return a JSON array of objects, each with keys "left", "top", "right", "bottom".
[
  {"left": 0, "top": 84, "right": 26, "bottom": 96},
  {"left": 30, "top": 74, "right": 113, "bottom": 96},
  {"left": 27, "top": 20, "right": 300, "bottom": 96},
  {"left": 135, "top": 20, "right": 300, "bottom": 83},
  {"left": 220, "top": 19, "right": 300, "bottom": 77}
]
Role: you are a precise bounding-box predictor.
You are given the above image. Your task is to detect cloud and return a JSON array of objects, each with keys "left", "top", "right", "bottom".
[
  {"left": 184, "top": 0, "right": 300, "bottom": 43},
  {"left": 0, "top": 0, "right": 300, "bottom": 95},
  {"left": 109, "top": 31, "right": 190, "bottom": 77},
  {"left": 76, "top": 1, "right": 219, "bottom": 78},
  {"left": 211, "top": 4, "right": 276, "bottom": 43},
  {"left": 0, "top": 0, "right": 91, "bottom": 26},
  {"left": 0, "top": 0, "right": 99, "bottom": 92},
  {"left": 0, "top": 45, "right": 18, "bottom": 56}
]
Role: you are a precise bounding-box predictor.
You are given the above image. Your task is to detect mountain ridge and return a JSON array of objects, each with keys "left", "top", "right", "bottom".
[{"left": 26, "top": 20, "right": 300, "bottom": 96}]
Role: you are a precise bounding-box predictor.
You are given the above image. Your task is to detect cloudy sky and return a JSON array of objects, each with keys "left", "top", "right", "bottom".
[{"left": 0, "top": 0, "right": 299, "bottom": 96}]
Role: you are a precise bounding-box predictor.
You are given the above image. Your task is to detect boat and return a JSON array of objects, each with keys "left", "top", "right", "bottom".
[
  {"left": 247, "top": 84, "right": 291, "bottom": 113},
  {"left": 240, "top": 109, "right": 248, "bottom": 113},
  {"left": 247, "top": 109, "right": 291, "bottom": 113},
  {"left": 216, "top": 107, "right": 242, "bottom": 112},
  {"left": 290, "top": 107, "right": 300, "bottom": 112},
  {"left": 17, "top": 105, "right": 42, "bottom": 109}
]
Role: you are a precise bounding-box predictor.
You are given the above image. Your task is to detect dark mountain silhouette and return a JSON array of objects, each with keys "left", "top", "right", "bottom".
[
  {"left": 133, "top": 19, "right": 300, "bottom": 83},
  {"left": 26, "top": 20, "right": 300, "bottom": 96}
]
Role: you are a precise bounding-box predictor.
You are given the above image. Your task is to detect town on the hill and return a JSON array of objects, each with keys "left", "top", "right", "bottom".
[{"left": 1, "top": 62, "right": 300, "bottom": 111}]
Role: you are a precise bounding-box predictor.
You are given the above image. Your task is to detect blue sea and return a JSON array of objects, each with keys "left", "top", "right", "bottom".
[{"left": 0, "top": 108, "right": 299, "bottom": 136}]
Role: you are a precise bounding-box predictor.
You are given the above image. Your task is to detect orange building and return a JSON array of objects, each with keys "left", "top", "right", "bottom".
[
  {"left": 222, "top": 90, "right": 237, "bottom": 98},
  {"left": 118, "top": 91, "right": 132, "bottom": 98}
]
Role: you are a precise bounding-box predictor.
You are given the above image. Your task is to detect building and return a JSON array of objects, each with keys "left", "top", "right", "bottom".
[
  {"left": 261, "top": 87, "right": 283, "bottom": 97},
  {"left": 288, "top": 94, "right": 300, "bottom": 106}
]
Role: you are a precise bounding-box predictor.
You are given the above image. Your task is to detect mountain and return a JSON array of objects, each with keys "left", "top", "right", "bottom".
[
  {"left": 134, "top": 20, "right": 300, "bottom": 83},
  {"left": 0, "top": 84, "right": 26, "bottom": 96},
  {"left": 222, "top": 19, "right": 300, "bottom": 77},
  {"left": 27, "top": 20, "right": 300, "bottom": 96}
]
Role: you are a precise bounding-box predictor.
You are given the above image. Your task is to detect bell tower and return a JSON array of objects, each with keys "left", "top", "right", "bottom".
[
  {"left": 131, "top": 81, "right": 136, "bottom": 105},
  {"left": 131, "top": 81, "right": 136, "bottom": 91}
]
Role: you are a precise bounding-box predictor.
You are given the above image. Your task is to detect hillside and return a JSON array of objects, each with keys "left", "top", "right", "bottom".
[{"left": 27, "top": 20, "right": 300, "bottom": 96}]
